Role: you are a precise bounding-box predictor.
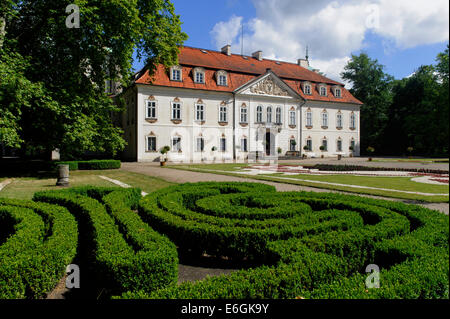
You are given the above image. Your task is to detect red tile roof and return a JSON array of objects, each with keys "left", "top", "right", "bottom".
[{"left": 135, "top": 46, "right": 363, "bottom": 105}]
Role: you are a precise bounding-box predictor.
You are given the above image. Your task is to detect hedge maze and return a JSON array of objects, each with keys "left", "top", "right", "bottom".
[{"left": 0, "top": 182, "right": 448, "bottom": 299}]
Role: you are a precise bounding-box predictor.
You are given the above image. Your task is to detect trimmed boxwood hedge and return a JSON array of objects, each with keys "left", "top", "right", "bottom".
[
  {"left": 0, "top": 198, "right": 78, "bottom": 299},
  {"left": 54, "top": 160, "right": 121, "bottom": 171},
  {"left": 117, "top": 182, "right": 448, "bottom": 299},
  {"left": 33, "top": 186, "right": 178, "bottom": 294}
]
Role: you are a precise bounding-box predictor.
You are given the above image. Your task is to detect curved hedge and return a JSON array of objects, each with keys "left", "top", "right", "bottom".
[
  {"left": 118, "top": 182, "right": 449, "bottom": 299},
  {"left": 0, "top": 198, "right": 78, "bottom": 298},
  {"left": 33, "top": 187, "right": 178, "bottom": 294}
]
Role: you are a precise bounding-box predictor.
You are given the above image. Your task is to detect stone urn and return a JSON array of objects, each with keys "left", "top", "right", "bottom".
[{"left": 56, "top": 164, "right": 69, "bottom": 186}]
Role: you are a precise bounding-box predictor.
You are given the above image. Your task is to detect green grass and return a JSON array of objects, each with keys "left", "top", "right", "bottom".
[
  {"left": 169, "top": 164, "right": 449, "bottom": 203},
  {"left": 0, "top": 170, "right": 174, "bottom": 200}
]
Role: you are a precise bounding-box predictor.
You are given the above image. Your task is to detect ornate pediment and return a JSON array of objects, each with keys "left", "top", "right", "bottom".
[{"left": 248, "top": 76, "right": 290, "bottom": 97}]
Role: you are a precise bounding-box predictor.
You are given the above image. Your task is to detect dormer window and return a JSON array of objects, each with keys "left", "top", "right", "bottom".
[
  {"left": 319, "top": 84, "right": 327, "bottom": 96},
  {"left": 216, "top": 70, "right": 228, "bottom": 86},
  {"left": 170, "top": 66, "right": 182, "bottom": 81},
  {"left": 303, "top": 82, "right": 312, "bottom": 95},
  {"left": 194, "top": 67, "right": 205, "bottom": 84},
  {"left": 333, "top": 86, "right": 342, "bottom": 98}
]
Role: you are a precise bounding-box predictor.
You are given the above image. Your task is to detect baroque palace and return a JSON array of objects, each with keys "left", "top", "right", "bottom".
[{"left": 121, "top": 45, "right": 362, "bottom": 163}]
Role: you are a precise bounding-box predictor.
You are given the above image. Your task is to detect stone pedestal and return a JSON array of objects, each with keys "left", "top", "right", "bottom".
[{"left": 56, "top": 164, "right": 69, "bottom": 186}]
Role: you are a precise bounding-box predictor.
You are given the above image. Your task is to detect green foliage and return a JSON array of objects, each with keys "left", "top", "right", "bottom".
[
  {"left": 342, "top": 46, "right": 449, "bottom": 157},
  {"left": 54, "top": 159, "right": 121, "bottom": 170},
  {"left": 33, "top": 186, "right": 178, "bottom": 294},
  {"left": 1, "top": 0, "right": 187, "bottom": 158},
  {"left": 118, "top": 182, "right": 448, "bottom": 299},
  {"left": 0, "top": 198, "right": 77, "bottom": 298}
]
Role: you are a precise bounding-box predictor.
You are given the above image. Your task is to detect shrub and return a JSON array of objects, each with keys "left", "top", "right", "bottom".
[
  {"left": 33, "top": 187, "right": 177, "bottom": 294},
  {"left": 0, "top": 199, "right": 77, "bottom": 298},
  {"left": 53, "top": 160, "right": 121, "bottom": 171},
  {"left": 117, "top": 182, "right": 448, "bottom": 299}
]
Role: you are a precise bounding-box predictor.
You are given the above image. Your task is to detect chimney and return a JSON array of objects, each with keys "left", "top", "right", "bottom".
[
  {"left": 221, "top": 44, "right": 231, "bottom": 56},
  {"left": 252, "top": 50, "right": 263, "bottom": 61},
  {"left": 298, "top": 58, "right": 309, "bottom": 68}
]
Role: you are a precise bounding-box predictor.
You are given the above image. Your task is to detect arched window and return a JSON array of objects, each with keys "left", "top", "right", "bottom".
[
  {"left": 256, "top": 106, "right": 263, "bottom": 123},
  {"left": 321, "top": 138, "right": 328, "bottom": 151},
  {"left": 320, "top": 86, "right": 327, "bottom": 96},
  {"left": 289, "top": 108, "right": 296, "bottom": 126},
  {"left": 276, "top": 107, "right": 282, "bottom": 124},
  {"left": 336, "top": 138, "right": 343, "bottom": 152},
  {"left": 350, "top": 112, "right": 356, "bottom": 129},
  {"left": 267, "top": 106, "right": 272, "bottom": 123},
  {"left": 321, "top": 110, "right": 328, "bottom": 128},
  {"left": 195, "top": 103, "right": 204, "bottom": 121},
  {"left": 240, "top": 104, "right": 248, "bottom": 123},
  {"left": 219, "top": 104, "right": 227, "bottom": 122},
  {"left": 306, "top": 137, "right": 312, "bottom": 151},
  {"left": 306, "top": 109, "right": 312, "bottom": 127},
  {"left": 336, "top": 111, "right": 343, "bottom": 129}
]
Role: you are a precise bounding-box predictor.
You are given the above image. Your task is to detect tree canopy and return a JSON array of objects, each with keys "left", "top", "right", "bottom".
[
  {"left": 0, "top": 0, "right": 187, "bottom": 159},
  {"left": 342, "top": 46, "right": 449, "bottom": 157}
]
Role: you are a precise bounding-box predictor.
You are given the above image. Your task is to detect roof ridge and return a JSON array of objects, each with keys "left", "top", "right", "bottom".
[{"left": 180, "top": 45, "right": 343, "bottom": 86}]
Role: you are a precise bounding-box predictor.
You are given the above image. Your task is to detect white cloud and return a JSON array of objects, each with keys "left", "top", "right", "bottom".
[
  {"left": 210, "top": 0, "right": 449, "bottom": 84},
  {"left": 210, "top": 15, "right": 243, "bottom": 50}
]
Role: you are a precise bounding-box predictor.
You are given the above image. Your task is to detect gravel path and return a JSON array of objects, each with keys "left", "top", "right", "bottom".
[{"left": 120, "top": 162, "right": 449, "bottom": 215}]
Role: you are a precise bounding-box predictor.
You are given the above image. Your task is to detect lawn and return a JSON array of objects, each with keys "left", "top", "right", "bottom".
[
  {"left": 0, "top": 169, "right": 173, "bottom": 200},
  {"left": 169, "top": 163, "right": 449, "bottom": 203}
]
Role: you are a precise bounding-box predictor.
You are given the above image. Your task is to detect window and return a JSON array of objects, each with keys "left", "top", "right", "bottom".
[
  {"left": 306, "top": 110, "right": 312, "bottom": 127},
  {"left": 240, "top": 106, "right": 248, "bottom": 123},
  {"left": 241, "top": 138, "right": 248, "bottom": 152},
  {"left": 219, "top": 105, "right": 227, "bottom": 122},
  {"left": 196, "top": 137, "right": 205, "bottom": 152},
  {"left": 267, "top": 106, "right": 272, "bottom": 123},
  {"left": 322, "top": 112, "right": 328, "bottom": 127},
  {"left": 304, "top": 84, "right": 312, "bottom": 95},
  {"left": 172, "top": 137, "right": 181, "bottom": 152},
  {"left": 320, "top": 86, "right": 327, "bottom": 96},
  {"left": 147, "top": 136, "right": 156, "bottom": 152},
  {"left": 290, "top": 139, "right": 296, "bottom": 151},
  {"left": 306, "top": 139, "right": 312, "bottom": 151},
  {"left": 276, "top": 107, "right": 282, "bottom": 124},
  {"left": 335, "top": 88, "right": 342, "bottom": 98},
  {"left": 195, "top": 104, "right": 204, "bottom": 121},
  {"left": 350, "top": 139, "right": 355, "bottom": 150},
  {"left": 322, "top": 139, "right": 328, "bottom": 151},
  {"left": 256, "top": 106, "right": 263, "bottom": 123},
  {"left": 218, "top": 74, "right": 227, "bottom": 86},
  {"left": 171, "top": 102, "right": 181, "bottom": 120},
  {"left": 289, "top": 110, "right": 296, "bottom": 126},
  {"left": 146, "top": 101, "right": 156, "bottom": 119},
  {"left": 171, "top": 67, "right": 182, "bottom": 81},
  {"left": 337, "top": 139, "right": 342, "bottom": 152},
  {"left": 350, "top": 113, "right": 356, "bottom": 129},
  {"left": 220, "top": 137, "right": 226, "bottom": 152},
  {"left": 336, "top": 113, "right": 343, "bottom": 128},
  {"left": 195, "top": 71, "right": 204, "bottom": 83}
]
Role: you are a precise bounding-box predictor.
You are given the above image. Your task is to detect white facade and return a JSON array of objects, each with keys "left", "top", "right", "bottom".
[{"left": 122, "top": 70, "right": 360, "bottom": 162}]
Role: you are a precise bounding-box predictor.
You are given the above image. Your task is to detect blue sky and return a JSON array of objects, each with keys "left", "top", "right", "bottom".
[{"left": 133, "top": 0, "right": 449, "bottom": 84}]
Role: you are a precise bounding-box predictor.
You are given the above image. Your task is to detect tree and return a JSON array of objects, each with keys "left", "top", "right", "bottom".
[
  {"left": 1, "top": 0, "right": 187, "bottom": 159},
  {"left": 341, "top": 53, "right": 394, "bottom": 154}
]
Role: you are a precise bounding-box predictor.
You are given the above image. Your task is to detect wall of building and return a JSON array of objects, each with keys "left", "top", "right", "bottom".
[{"left": 301, "top": 101, "right": 361, "bottom": 157}]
